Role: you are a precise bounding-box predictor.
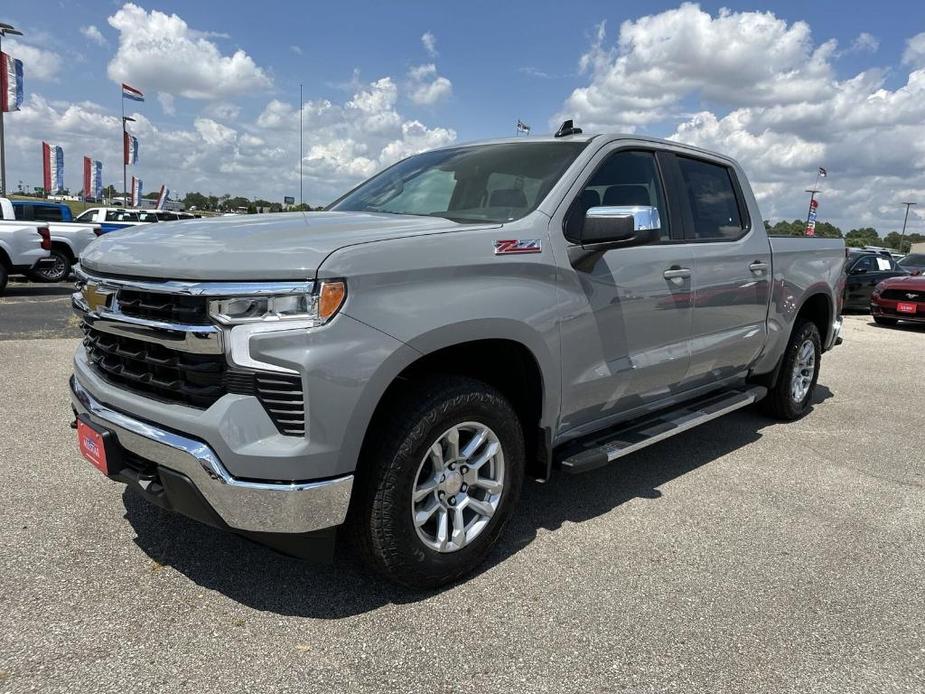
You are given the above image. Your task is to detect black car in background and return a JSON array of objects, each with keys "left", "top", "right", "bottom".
[
  {"left": 843, "top": 250, "right": 910, "bottom": 311},
  {"left": 898, "top": 253, "right": 925, "bottom": 275}
]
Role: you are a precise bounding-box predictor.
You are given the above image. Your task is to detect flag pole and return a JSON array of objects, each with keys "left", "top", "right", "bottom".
[
  {"left": 0, "top": 32, "right": 5, "bottom": 196},
  {"left": 121, "top": 90, "right": 126, "bottom": 206},
  {"left": 299, "top": 82, "right": 303, "bottom": 208}
]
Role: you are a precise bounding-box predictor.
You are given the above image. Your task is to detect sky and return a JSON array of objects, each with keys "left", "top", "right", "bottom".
[{"left": 3, "top": 0, "right": 925, "bottom": 233}]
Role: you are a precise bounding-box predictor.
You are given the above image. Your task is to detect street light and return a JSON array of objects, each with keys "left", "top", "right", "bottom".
[
  {"left": 0, "top": 22, "right": 23, "bottom": 196},
  {"left": 899, "top": 202, "right": 916, "bottom": 254}
]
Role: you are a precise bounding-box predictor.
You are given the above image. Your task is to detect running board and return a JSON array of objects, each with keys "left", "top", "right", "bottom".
[{"left": 559, "top": 386, "right": 767, "bottom": 474}]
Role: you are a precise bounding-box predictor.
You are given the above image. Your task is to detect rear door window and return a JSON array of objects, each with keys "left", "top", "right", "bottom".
[
  {"left": 33, "top": 205, "right": 65, "bottom": 222},
  {"left": 676, "top": 157, "right": 746, "bottom": 241}
]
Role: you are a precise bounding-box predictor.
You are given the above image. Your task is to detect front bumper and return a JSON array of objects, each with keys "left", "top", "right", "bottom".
[
  {"left": 825, "top": 316, "right": 844, "bottom": 350},
  {"left": 70, "top": 375, "right": 353, "bottom": 535}
]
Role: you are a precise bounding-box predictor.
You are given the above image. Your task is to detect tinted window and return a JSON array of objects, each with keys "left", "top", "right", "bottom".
[
  {"left": 33, "top": 205, "right": 65, "bottom": 222},
  {"left": 900, "top": 254, "right": 925, "bottom": 266},
  {"left": 75, "top": 210, "right": 95, "bottom": 222},
  {"left": 105, "top": 210, "right": 140, "bottom": 222},
  {"left": 331, "top": 142, "right": 587, "bottom": 223},
  {"left": 677, "top": 157, "right": 745, "bottom": 240},
  {"left": 568, "top": 150, "right": 670, "bottom": 242},
  {"left": 851, "top": 255, "right": 894, "bottom": 273}
]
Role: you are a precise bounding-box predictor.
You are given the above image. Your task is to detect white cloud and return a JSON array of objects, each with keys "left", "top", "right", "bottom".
[
  {"left": 6, "top": 76, "right": 455, "bottom": 204},
  {"left": 555, "top": 4, "right": 925, "bottom": 232},
  {"left": 421, "top": 31, "right": 438, "bottom": 58},
  {"left": 4, "top": 39, "right": 62, "bottom": 81},
  {"left": 407, "top": 64, "right": 453, "bottom": 105},
  {"left": 80, "top": 25, "right": 108, "bottom": 47},
  {"left": 106, "top": 3, "right": 271, "bottom": 99},
  {"left": 290, "top": 45, "right": 303, "bottom": 55},
  {"left": 849, "top": 32, "right": 879, "bottom": 54},
  {"left": 157, "top": 92, "right": 176, "bottom": 116},
  {"left": 903, "top": 32, "right": 925, "bottom": 69}
]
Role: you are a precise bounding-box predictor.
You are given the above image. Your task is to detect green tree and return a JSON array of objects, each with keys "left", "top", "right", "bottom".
[{"left": 845, "top": 227, "right": 880, "bottom": 248}]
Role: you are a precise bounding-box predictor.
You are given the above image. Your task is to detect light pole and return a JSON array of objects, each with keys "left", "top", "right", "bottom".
[
  {"left": 0, "top": 22, "right": 24, "bottom": 196},
  {"left": 899, "top": 202, "right": 916, "bottom": 254},
  {"left": 299, "top": 82, "right": 303, "bottom": 208}
]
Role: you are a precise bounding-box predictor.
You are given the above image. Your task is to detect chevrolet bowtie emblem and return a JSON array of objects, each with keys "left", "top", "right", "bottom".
[{"left": 82, "top": 282, "right": 115, "bottom": 312}]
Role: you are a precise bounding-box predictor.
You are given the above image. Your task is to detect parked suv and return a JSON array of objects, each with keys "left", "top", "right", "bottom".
[{"left": 70, "top": 129, "right": 846, "bottom": 587}]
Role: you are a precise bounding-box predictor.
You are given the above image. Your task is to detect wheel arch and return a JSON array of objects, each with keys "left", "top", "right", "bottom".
[{"left": 353, "top": 327, "right": 555, "bottom": 483}]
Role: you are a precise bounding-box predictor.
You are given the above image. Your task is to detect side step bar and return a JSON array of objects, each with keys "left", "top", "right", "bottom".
[{"left": 559, "top": 386, "right": 767, "bottom": 474}]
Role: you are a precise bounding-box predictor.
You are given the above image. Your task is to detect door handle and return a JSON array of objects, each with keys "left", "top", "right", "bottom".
[
  {"left": 663, "top": 267, "right": 692, "bottom": 285},
  {"left": 749, "top": 261, "right": 769, "bottom": 274}
]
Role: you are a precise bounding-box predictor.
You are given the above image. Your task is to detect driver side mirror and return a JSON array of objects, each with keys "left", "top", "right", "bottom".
[
  {"left": 851, "top": 267, "right": 867, "bottom": 274},
  {"left": 579, "top": 206, "right": 661, "bottom": 249}
]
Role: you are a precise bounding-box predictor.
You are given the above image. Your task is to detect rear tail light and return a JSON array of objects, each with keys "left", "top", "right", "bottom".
[{"left": 38, "top": 226, "right": 52, "bottom": 250}]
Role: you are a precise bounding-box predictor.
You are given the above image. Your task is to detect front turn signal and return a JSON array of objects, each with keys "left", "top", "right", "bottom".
[{"left": 318, "top": 280, "right": 347, "bottom": 322}]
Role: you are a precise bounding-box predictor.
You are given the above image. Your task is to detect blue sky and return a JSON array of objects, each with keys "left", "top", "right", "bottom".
[{"left": 3, "top": 1, "right": 925, "bottom": 231}]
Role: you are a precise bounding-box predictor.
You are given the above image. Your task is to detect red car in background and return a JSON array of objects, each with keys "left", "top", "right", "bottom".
[{"left": 870, "top": 275, "right": 925, "bottom": 326}]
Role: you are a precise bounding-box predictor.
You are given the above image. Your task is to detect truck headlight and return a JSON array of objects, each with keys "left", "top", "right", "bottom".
[{"left": 209, "top": 280, "right": 346, "bottom": 326}]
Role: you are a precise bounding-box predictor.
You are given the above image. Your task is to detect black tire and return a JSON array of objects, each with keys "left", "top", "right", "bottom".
[
  {"left": 28, "top": 249, "right": 72, "bottom": 283},
  {"left": 873, "top": 316, "right": 897, "bottom": 326},
  {"left": 763, "top": 320, "right": 822, "bottom": 420},
  {"left": 0, "top": 264, "right": 7, "bottom": 295},
  {"left": 349, "top": 375, "right": 525, "bottom": 589}
]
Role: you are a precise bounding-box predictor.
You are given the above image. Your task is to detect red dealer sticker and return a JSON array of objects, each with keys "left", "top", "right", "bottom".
[
  {"left": 77, "top": 420, "right": 109, "bottom": 475},
  {"left": 897, "top": 302, "right": 917, "bottom": 314}
]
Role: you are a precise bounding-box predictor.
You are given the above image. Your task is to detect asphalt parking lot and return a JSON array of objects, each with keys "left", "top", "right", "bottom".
[{"left": 0, "top": 286, "right": 922, "bottom": 693}]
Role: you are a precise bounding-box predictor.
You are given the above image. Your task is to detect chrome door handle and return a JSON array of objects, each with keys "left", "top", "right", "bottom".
[
  {"left": 663, "top": 267, "right": 692, "bottom": 286},
  {"left": 749, "top": 261, "right": 769, "bottom": 274}
]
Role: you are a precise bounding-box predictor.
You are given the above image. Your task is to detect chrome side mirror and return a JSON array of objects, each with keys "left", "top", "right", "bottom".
[{"left": 580, "top": 205, "right": 661, "bottom": 248}]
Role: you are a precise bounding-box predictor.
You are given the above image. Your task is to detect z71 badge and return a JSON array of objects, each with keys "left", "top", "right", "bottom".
[{"left": 494, "top": 239, "right": 542, "bottom": 255}]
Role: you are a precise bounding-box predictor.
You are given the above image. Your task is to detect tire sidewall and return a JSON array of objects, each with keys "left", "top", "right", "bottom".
[
  {"left": 0, "top": 265, "right": 7, "bottom": 294},
  {"left": 368, "top": 382, "right": 525, "bottom": 586},
  {"left": 32, "top": 249, "right": 71, "bottom": 283},
  {"left": 782, "top": 322, "right": 821, "bottom": 418}
]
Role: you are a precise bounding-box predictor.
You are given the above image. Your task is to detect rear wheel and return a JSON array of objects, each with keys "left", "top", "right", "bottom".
[
  {"left": 28, "top": 249, "right": 72, "bottom": 283},
  {"left": 350, "top": 375, "right": 525, "bottom": 589},
  {"left": 873, "top": 316, "right": 897, "bottom": 326},
  {"left": 763, "top": 320, "right": 821, "bottom": 420}
]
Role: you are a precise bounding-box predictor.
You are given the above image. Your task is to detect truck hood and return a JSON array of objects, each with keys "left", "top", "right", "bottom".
[{"left": 80, "top": 211, "right": 494, "bottom": 281}]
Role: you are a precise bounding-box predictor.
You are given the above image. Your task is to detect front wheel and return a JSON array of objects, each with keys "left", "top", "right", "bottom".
[
  {"left": 28, "top": 249, "right": 72, "bottom": 283},
  {"left": 350, "top": 376, "right": 525, "bottom": 589},
  {"left": 763, "top": 320, "right": 822, "bottom": 420}
]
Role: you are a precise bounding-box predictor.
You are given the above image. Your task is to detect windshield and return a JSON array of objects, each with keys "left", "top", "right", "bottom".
[
  {"left": 329, "top": 142, "right": 587, "bottom": 223},
  {"left": 900, "top": 254, "right": 925, "bottom": 266}
]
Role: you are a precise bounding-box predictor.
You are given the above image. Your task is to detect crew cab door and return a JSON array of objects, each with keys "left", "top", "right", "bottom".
[
  {"left": 556, "top": 148, "right": 694, "bottom": 433},
  {"left": 665, "top": 154, "right": 771, "bottom": 387}
]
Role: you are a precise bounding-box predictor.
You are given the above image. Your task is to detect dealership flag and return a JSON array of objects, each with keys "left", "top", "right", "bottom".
[
  {"left": 0, "top": 51, "right": 23, "bottom": 112},
  {"left": 131, "top": 176, "right": 142, "bottom": 207},
  {"left": 123, "top": 131, "right": 139, "bottom": 165},
  {"left": 83, "top": 156, "right": 102, "bottom": 200},
  {"left": 516, "top": 119, "right": 531, "bottom": 134},
  {"left": 42, "top": 142, "right": 64, "bottom": 194},
  {"left": 818, "top": 167, "right": 827, "bottom": 177},
  {"left": 156, "top": 185, "right": 169, "bottom": 209},
  {"left": 121, "top": 83, "right": 144, "bottom": 102}
]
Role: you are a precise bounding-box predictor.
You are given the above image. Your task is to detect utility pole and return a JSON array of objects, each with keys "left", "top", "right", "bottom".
[
  {"left": 0, "top": 22, "right": 24, "bottom": 197},
  {"left": 299, "top": 83, "right": 303, "bottom": 208},
  {"left": 899, "top": 202, "right": 916, "bottom": 254}
]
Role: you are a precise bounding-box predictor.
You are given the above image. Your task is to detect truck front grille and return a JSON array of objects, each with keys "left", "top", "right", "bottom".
[
  {"left": 82, "top": 324, "right": 306, "bottom": 435},
  {"left": 117, "top": 288, "right": 211, "bottom": 325},
  {"left": 84, "top": 326, "right": 226, "bottom": 407}
]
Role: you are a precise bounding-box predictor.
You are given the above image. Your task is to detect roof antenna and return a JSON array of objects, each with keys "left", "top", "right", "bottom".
[{"left": 554, "top": 119, "right": 582, "bottom": 137}]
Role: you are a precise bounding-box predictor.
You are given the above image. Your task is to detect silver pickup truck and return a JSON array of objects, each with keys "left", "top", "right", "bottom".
[
  {"left": 0, "top": 218, "right": 52, "bottom": 294},
  {"left": 70, "top": 126, "right": 846, "bottom": 588}
]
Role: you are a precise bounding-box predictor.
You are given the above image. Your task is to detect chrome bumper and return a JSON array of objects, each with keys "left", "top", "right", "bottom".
[
  {"left": 70, "top": 376, "right": 353, "bottom": 534},
  {"left": 826, "top": 316, "right": 844, "bottom": 349}
]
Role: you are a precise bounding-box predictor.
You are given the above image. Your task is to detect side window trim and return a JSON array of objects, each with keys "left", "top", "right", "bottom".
[
  {"left": 561, "top": 145, "right": 676, "bottom": 244},
  {"left": 672, "top": 154, "right": 751, "bottom": 243}
]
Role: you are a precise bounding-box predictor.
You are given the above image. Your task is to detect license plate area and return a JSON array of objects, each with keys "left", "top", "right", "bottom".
[
  {"left": 76, "top": 415, "right": 123, "bottom": 476},
  {"left": 897, "top": 302, "right": 917, "bottom": 314}
]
